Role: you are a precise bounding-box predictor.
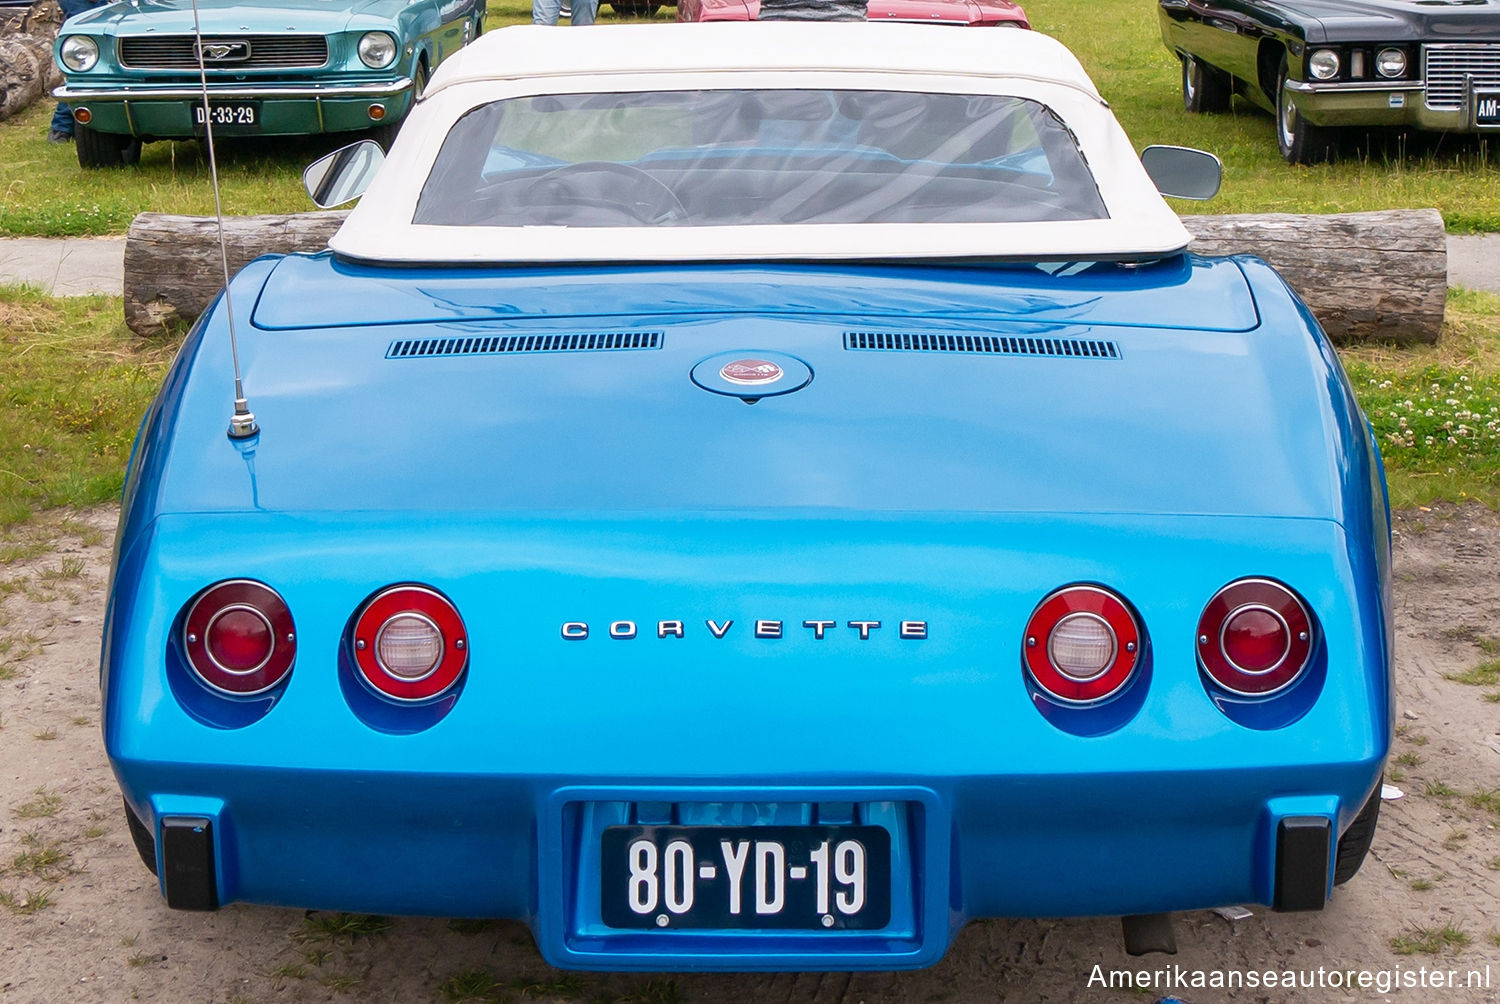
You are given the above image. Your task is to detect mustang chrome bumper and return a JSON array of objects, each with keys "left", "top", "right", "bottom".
[{"left": 52, "top": 79, "right": 414, "bottom": 101}]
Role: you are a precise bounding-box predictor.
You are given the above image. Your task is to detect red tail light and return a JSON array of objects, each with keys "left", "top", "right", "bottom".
[
  {"left": 1023, "top": 585, "right": 1142, "bottom": 705},
  {"left": 1197, "top": 578, "right": 1314, "bottom": 696},
  {"left": 182, "top": 580, "right": 296, "bottom": 696},
  {"left": 352, "top": 585, "right": 468, "bottom": 702}
]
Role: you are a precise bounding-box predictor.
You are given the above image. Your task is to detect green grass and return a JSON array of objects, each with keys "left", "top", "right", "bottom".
[
  {"left": 1445, "top": 660, "right": 1500, "bottom": 687},
  {"left": 295, "top": 912, "right": 393, "bottom": 943},
  {"left": 1342, "top": 289, "right": 1500, "bottom": 508},
  {"left": 1390, "top": 924, "right": 1472, "bottom": 955},
  {"left": 0, "top": 0, "right": 1494, "bottom": 236},
  {"left": 1468, "top": 789, "right": 1500, "bottom": 818},
  {"left": 13, "top": 787, "right": 61, "bottom": 819},
  {"left": 0, "top": 287, "right": 174, "bottom": 529}
]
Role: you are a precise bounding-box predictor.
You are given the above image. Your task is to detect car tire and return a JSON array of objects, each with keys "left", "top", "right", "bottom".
[
  {"left": 1181, "top": 55, "right": 1231, "bottom": 114},
  {"left": 610, "top": 0, "right": 661, "bottom": 15},
  {"left": 123, "top": 798, "right": 159, "bottom": 876},
  {"left": 1276, "top": 56, "right": 1337, "bottom": 164},
  {"left": 1333, "top": 779, "right": 1381, "bottom": 885},
  {"left": 75, "top": 123, "right": 140, "bottom": 169}
]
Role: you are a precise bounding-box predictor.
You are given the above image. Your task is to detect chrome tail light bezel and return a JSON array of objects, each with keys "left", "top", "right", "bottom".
[
  {"left": 181, "top": 579, "right": 296, "bottom": 696},
  {"left": 1197, "top": 577, "right": 1316, "bottom": 698},
  {"left": 1023, "top": 584, "right": 1144, "bottom": 706},
  {"left": 350, "top": 584, "right": 468, "bottom": 703}
]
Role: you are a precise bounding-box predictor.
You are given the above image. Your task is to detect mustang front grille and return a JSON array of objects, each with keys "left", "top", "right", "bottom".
[
  {"left": 844, "top": 330, "right": 1120, "bottom": 359},
  {"left": 118, "top": 35, "right": 329, "bottom": 70},
  {"left": 387, "top": 331, "right": 663, "bottom": 358},
  {"left": 1423, "top": 44, "right": 1500, "bottom": 111}
]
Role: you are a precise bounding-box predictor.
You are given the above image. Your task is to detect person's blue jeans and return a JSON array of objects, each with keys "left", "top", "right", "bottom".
[
  {"left": 533, "top": 0, "right": 597, "bottom": 25},
  {"left": 52, "top": 0, "right": 104, "bottom": 136}
]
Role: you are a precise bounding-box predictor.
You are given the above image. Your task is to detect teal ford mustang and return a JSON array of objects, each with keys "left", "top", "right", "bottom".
[{"left": 52, "top": 0, "right": 484, "bottom": 168}]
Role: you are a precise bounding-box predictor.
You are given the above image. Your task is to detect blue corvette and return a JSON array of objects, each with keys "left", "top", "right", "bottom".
[{"left": 105, "top": 22, "right": 1392, "bottom": 970}]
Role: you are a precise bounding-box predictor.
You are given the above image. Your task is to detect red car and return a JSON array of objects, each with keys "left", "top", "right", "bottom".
[{"left": 679, "top": 0, "right": 1028, "bottom": 27}]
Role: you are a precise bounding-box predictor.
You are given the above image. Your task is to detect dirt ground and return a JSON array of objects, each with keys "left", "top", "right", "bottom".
[{"left": 1, "top": 504, "right": 1498, "bottom": 1004}]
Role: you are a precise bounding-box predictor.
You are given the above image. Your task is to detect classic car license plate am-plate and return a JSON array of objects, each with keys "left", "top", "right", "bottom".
[
  {"left": 1478, "top": 92, "right": 1500, "bottom": 126},
  {"left": 192, "top": 101, "right": 260, "bottom": 132},
  {"left": 600, "top": 825, "right": 892, "bottom": 930}
]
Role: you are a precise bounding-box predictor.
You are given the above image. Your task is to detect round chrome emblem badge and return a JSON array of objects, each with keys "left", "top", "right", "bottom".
[{"left": 719, "top": 359, "right": 784, "bottom": 386}]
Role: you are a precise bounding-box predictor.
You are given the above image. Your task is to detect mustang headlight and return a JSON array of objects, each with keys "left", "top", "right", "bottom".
[
  {"left": 1376, "top": 47, "right": 1407, "bottom": 79},
  {"left": 357, "top": 31, "right": 398, "bottom": 69},
  {"left": 1308, "top": 49, "right": 1341, "bottom": 81},
  {"left": 59, "top": 35, "right": 100, "bottom": 72}
]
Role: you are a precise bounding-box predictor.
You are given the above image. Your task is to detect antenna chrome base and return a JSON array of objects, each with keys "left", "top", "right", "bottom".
[{"left": 227, "top": 399, "right": 259, "bottom": 439}]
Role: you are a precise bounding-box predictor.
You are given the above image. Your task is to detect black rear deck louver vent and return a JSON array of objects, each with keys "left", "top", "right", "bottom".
[
  {"left": 387, "top": 331, "right": 662, "bottom": 359},
  {"left": 844, "top": 331, "right": 1120, "bottom": 359}
]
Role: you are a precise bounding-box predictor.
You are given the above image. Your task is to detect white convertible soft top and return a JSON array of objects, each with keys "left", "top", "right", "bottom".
[{"left": 331, "top": 22, "right": 1194, "bottom": 264}]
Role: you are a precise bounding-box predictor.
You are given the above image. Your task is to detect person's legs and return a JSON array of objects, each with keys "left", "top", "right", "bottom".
[
  {"left": 532, "top": 0, "right": 562, "bottom": 24},
  {"left": 569, "top": 0, "right": 598, "bottom": 25},
  {"left": 51, "top": 0, "right": 98, "bottom": 139}
]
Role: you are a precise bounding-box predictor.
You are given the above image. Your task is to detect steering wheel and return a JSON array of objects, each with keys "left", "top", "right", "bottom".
[{"left": 523, "top": 161, "right": 688, "bottom": 225}]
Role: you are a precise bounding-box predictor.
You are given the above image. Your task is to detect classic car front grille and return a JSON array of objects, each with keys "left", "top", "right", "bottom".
[
  {"left": 844, "top": 330, "right": 1120, "bottom": 359},
  {"left": 118, "top": 35, "right": 329, "bottom": 70},
  {"left": 1423, "top": 44, "right": 1500, "bottom": 111},
  {"left": 387, "top": 331, "right": 663, "bottom": 358}
]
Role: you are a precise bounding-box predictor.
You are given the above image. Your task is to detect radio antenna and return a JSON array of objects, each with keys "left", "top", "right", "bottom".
[{"left": 187, "top": 0, "right": 258, "bottom": 439}]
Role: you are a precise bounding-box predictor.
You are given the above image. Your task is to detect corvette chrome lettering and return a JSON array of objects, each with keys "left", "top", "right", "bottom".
[
  {"left": 559, "top": 619, "right": 927, "bottom": 639},
  {"left": 804, "top": 619, "right": 836, "bottom": 639}
]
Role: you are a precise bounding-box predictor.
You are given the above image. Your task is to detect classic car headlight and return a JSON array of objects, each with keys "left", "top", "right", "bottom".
[
  {"left": 1308, "top": 49, "right": 1341, "bottom": 80},
  {"left": 358, "top": 31, "right": 398, "bottom": 69},
  {"left": 59, "top": 35, "right": 100, "bottom": 72},
  {"left": 1376, "top": 47, "right": 1407, "bottom": 79}
]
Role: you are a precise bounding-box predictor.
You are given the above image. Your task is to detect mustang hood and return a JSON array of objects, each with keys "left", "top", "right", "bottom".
[
  {"left": 136, "top": 253, "right": 1363, "bottom": 523},
  {"left": 78, "top": 0, "right": 402, "bottom": 36}
]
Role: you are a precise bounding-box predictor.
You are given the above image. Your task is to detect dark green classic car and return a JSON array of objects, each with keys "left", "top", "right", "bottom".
[
  {"left": 53, "top": 0, "right": 485, "bottom": 168},
  {"left": 1159, "top": 0, "right": 1500, "bottom": 164}
]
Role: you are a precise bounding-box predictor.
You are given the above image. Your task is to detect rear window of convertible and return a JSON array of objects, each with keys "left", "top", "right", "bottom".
[{"left": 414, "top": 89, "right": 1107, "bottom": 227}]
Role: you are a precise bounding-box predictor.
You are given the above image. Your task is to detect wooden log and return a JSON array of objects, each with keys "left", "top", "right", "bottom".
[
  {"left": 0, "top": 33, "right": 58, "bottom": 123},
  {"left": 1183, "top": 208, "right": 1446, "bottom": 345},
  {"left": 0, "top": 2, "right": 63, "bottom": 124},
  {"left": 124, "top": 211, "right": 349, "bottom": 335},
  {"left": 124, "top": 208, "right": 1447, "bottom": 342}
]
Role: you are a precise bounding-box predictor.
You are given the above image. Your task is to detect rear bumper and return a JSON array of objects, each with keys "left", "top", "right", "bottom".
[{"left": 122, "top": 766, "right": 1378, "bottom": 971}]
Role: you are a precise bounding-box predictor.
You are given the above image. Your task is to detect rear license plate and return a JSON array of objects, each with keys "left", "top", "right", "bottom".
[
  {"left": 1477, "top": 92, "right": 1500, "bottom": 126},
  {"left": 191, "top": 101, "right": 260, "bottom": 132},
  {"left": 600, "top": 825, "right": 891, "bottom": 930}
]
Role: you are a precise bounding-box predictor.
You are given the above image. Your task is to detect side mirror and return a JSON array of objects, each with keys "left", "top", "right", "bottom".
[
  {"left": 1140, "top": 145, "right": 1222, "bottom": 201},
  {"left": 303, "top": 140, "right": 386, "bottom": 208}
]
